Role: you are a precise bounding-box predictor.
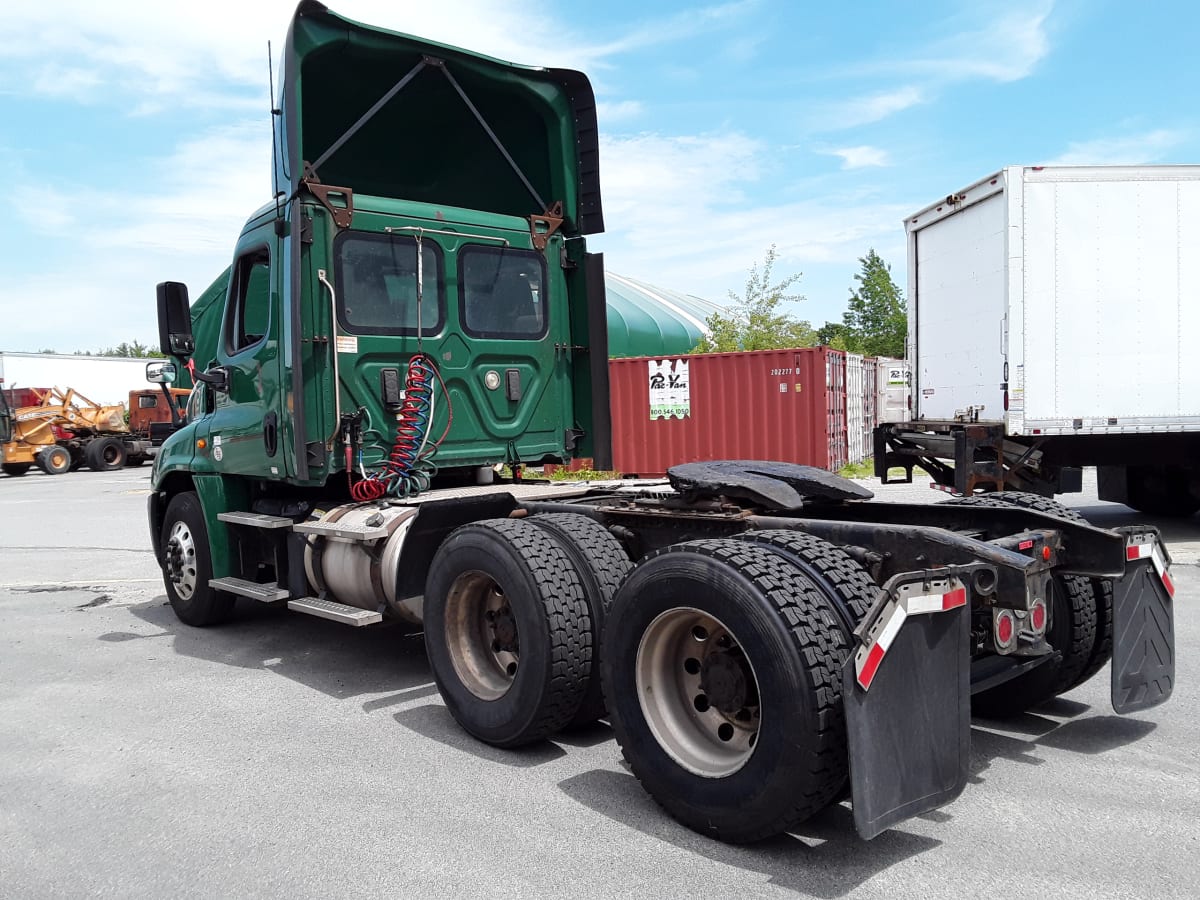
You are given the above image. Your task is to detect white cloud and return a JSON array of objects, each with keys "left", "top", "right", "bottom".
[
  {"left": 812, "top": 86, "right": 925, "bottom": 131},
  {"left": 592, "top": 130, "right": 907, "bottom": 303},
  {"left": 816, "top": 3, "right": 1053, "bottom": 131},
  {"left": 898, "top": 6, "right": 1053, "bottom": 83},
  {"left": 1041, "top": 129, "right": 1188, "bottom": 166},
  {"left": 825, "top": 146, "right": 891, "bottom": 170},
  {"left": 596, "top": 100, "right": 645, "bottom": 124}
]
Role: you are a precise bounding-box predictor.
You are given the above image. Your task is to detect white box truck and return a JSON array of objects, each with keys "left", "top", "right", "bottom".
[{"left": 875, "top": 164, "right": 1200, "bottom": 515}]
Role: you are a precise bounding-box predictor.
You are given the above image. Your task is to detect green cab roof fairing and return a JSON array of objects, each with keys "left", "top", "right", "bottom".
[{"left": 276, "top": 1, "right": 604, "bottom": 236}]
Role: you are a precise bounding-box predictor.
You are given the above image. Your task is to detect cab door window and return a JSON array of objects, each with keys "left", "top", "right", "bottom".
[{"left": 225, "top": 247, "right": 271, "bottom": 355}]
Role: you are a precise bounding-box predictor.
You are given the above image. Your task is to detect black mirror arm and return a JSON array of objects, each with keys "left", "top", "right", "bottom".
[{"left": 193, "top": 367, "right": 230, "bottom": 393}]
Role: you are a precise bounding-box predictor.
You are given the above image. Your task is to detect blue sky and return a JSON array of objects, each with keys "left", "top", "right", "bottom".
[{"left": 1, "top": 0, "right": 1197, "bottom": 352}]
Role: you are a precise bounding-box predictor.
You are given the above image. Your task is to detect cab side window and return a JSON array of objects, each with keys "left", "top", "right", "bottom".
[{"left": 226, "top": 247, "right": 271, "bottom": 355}]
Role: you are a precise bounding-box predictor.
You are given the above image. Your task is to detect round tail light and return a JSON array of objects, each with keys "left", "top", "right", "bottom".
[
  {"left": 1030, "top": 599, "right": 1047, "bottom": 634},
  {"left": 994, "top": 609, "right": 1016, "bottom": 649}
]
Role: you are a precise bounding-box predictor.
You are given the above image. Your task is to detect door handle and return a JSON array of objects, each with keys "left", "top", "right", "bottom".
[{"left": 263, "top": 412, "right": 278, "bottom": 457}]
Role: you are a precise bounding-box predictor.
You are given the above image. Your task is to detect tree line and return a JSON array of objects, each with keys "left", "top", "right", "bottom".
[
  {"left": 35, "top": 341, "right": 164, "bottom": 358},
  {"left": 692, "top": 245, "right": 905, "bottom": 358}
]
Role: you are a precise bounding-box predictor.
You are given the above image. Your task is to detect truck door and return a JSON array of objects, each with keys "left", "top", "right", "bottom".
[{"left": 205, "top": 226, "right": 284, "bottom": 477}]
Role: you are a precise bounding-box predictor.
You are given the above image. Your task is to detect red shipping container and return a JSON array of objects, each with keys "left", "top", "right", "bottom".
[
  {"left": 609, "top": 347, "right": 849, "bottom": 477},
  {"left": 2, "top": 386, "right": 52, "bottom": 409}
]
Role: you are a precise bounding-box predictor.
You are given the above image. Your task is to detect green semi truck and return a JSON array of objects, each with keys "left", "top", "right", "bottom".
[{"left": 147, "top": 1, "right": 1176, "bottom": 843}]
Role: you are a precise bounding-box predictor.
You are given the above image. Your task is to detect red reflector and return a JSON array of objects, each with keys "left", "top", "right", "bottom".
[
  {"left": 942, "top": 587, "right": 967, "bottom": 610},
  {"left": 1031, "top": 602, "right": 1046, "bottom": 631},
  {"left": 1126, "top": 545, "right": 1140, "bottom": 561},
  {"left": 996, "top": 613, "right": 1014, "bottom": 645},
  {"left": 858, "top": 643, "right": 886, "bottom": 689},
  {"left": 1019, "top": 539, "right": 1034, "bottom": 550},
  {"left": 1162, "top": 571, "right": 1176, "bottom": 598},
  {"left": 1043, "top": 546, "right": 1052, "bottom": 561}
]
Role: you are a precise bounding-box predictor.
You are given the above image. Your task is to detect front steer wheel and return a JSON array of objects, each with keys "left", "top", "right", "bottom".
[
  {"left": 602, "top": 539, "right": 849, "bottom": 843},
  {"left": 160, "top": 491, "right": 235, "bottom": 627},
  {"left": 423, "top": 518, "right": 592, "bottom": 748}
]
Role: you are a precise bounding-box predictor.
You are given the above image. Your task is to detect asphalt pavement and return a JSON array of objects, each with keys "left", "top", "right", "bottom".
[{"left": 1, "top": 467, "right": 1197, "bottom": 899}]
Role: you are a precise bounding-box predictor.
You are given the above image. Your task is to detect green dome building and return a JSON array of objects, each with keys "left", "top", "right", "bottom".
[{"left": 604, "top": 273, "right": 723, "bottom": 359}]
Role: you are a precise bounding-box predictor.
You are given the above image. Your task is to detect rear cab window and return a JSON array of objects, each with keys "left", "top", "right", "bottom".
[
  {"left": 459, "top": 246, "right": 547, "bottom": 339},
  {"left": 334, "top": 232, "right": 444, "bottom": 336}
]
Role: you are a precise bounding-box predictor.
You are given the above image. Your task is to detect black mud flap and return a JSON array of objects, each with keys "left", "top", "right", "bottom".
[
  {"left": 1111, "top": 528, "right": 1175, "bottom": 714},
  {"left": 844, "top": 601, "right": 971, "bottom": 840}
]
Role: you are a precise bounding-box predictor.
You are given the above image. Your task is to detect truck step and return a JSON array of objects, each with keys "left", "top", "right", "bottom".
[
  {"left": 209, "top": 577, "right": 290, "bottom": 602},
  {"left": 287, "top": 597, "right": 383, "bottom": 626},
  {"left": 293, "top": 520, "right": 389, "bottom": 541},
  {"left": 217, "top": 511, "right": 295, "bottom": 529}
]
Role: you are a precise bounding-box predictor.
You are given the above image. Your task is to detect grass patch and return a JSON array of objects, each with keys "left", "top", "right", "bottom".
[
  {"left": 838, "top": 459, "right": 927, "bottom": 480},
  {"left": 545, "top": 467, "right": 621, "bottom": 481}
]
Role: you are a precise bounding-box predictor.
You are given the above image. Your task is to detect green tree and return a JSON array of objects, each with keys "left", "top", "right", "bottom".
[
  {"left": 83, "top": 341, "right": 163, "bottom": 358},
  {"left": 815, "top": 321, "right": 849, "bottom": 351},
  {"left": 692, "top": 245, "right": 815, "bottom": 353},
  {"left": 840, "top": 249, "right": 906, "bottom": 357}
]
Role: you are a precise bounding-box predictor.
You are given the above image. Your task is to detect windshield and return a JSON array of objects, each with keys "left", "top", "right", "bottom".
[{"left": 185, "top": 383, "right": 206, "bottom": 423}]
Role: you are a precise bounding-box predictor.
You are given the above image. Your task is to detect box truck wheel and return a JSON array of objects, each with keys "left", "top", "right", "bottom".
[
  {"left": 35, "top": 446, "right": 71, "bottom": 475},
  {"left": 530, "top": 513, "right": 632, "bottom": 726},
  {"left": 2, "top": 463, "right": 31, "bottom": 477},
  {"left": 601, "top": 539, "right": 848, "bottom": 843},
  {"left": 423, "top": 518, "right": 592, "bottom": 747},
  {"left": 1127, "top": 466, "right": 1200, "bottom": 517},
  {"left": 161, "top": 491, "right": 235, "bottom": 627},
  {"left": 941, "top": 494, "right": 1099, "bottom": 715},
  {"left": 86, "top": 436, "right": 127, "bottom": 471}
]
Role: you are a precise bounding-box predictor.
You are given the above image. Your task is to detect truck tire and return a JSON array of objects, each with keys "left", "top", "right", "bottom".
[
  {"left": 161, "top": 491, "right": 236, "bottom": 626},
  {"left": 36, "top": 446, "right": 71, "bottom": 475},
  {"left": 529, "top": 513, "right": 632, "bottom": 725},
  {"left": 1126, "top": 466, "right": 1200, "bottom": 517},
  {"left": 965, "top": 491, "right": 1113, "bottom": 691},
  {"left": 602, "top": 539, "right": 848, "bottom": 843},
  {"left": 125, "top": 453, "right": 148, "bottom": 467},
  {"left": 941, "top": 494, "right": 1098, "bottom": 715},
  {"left": 2, "top": 463, "right": 31, "bottom": 477},
  {"left": 734, "top": 529, "right": 880, "bottom": 634},
  {"left": 423, "top": 518, "right": 592, "bottom": 747},
  {"left": 86, "top": 436, "right": 127, "bottom": 471}
]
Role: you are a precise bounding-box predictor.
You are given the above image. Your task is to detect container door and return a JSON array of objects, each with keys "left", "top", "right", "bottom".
[{"left": 913, "top": 192, "right": 1007, "bottom": 421}]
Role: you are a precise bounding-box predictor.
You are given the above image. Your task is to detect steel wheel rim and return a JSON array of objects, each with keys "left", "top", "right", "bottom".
[
  {"left": 444, "top": 571, "right": 519, "bottom": 701},
  {"left": 165, "top": 520, "right": 199, "bottom": 600},
  {"left": 636, "top": 607, "right": 761, "bottom": 778}
]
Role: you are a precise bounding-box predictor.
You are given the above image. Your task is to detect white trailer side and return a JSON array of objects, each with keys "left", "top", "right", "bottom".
[
  {"left": 879, "top": 165, "right": 1200, "bottom": 513},
  {"left": 0, "top": 352, "right": 153, "bottom": 407}
]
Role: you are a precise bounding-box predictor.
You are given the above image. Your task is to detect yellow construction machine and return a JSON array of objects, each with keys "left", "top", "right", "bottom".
[{"left": 0, "top": 386, "right": 153, "bottom": 476}]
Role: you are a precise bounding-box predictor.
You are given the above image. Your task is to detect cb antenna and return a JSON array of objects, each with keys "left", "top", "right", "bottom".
[{"left": 268, "top": 41, "right": 285, "bottom": 228}]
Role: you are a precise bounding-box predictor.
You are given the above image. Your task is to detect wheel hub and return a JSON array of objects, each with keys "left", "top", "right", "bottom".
[
  {"left": 445, "top": 573, "right": 520, "bottom": 701},
  {"left": 701, "top": 651, "right": 754, "bottom": 714},
  {"left": 489, "top": 606, "right": 519, "bottom": 652},
  {"left": 164, "top": 520, "right": 197, "bottom": 600},
  {"left": 635, "top": 607, "right": 762, "bottom": 778}
]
